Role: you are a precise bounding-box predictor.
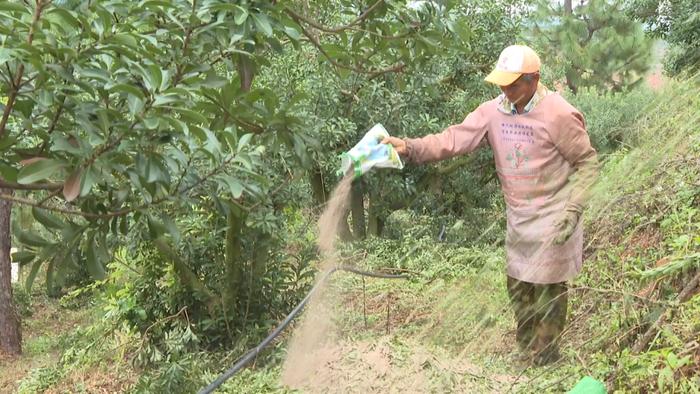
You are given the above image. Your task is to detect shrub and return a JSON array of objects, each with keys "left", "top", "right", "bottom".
[{"left": 565, "top": 86, "right": 657, "bottom": 153}]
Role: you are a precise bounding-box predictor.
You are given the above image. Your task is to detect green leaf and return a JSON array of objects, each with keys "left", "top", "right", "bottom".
[
  {"left": 238, "top": 133, "right": 253, "bottom": 152},
  {"left": 127, "top": 94, "right": 145, "bottom": 117},
  {"left": 32, "top": 207, "right": 65, "bottom": 230},
  {"left": 668, "top": 352, "right": 678, "bottom": 369},
  {"left": 109, "top": 83, "right": 146, "bottom": 100},
  {"left": 147, "top": 214, "right": 168, "bottom": 239},
  {"left": 146, "top": 65, "right": 163, "bottom": 93},
  {"left": 234, "top": 6, "right": 248, "bottom": 25},
  {"left": 292, "top": 135, "right": 309, "bottom": 167},
  {"left": 321, "top": 43, "right": 347, "bottom": 59},
  {"left": 202, "top": 128, "right": 222, "bottom": 158},
  {"left": 85, "top": 234, "right": 107, "bottom": 280},
  {"left": 284, "top": 26, "right": 301, "bottom": 40},
  {"left": 0, "top": 135, "right": 17, "bottom": 151},
  {"left": 202, "top": 73, "right": 228, "bottom": 89},
  {"left": 17, "top": 159, "right": 65, "bottom": 184},
  {"left": 0, "top": 3, "right": 27, "bottom": 12},
  {"left": 47, "top": 8, "right": 82, "bottom": 32},
  {"left": 16, "top": 229, "right": 51, "bottom": 248},
  {"left": 78, "top": 67, "right": 112, "bottom": 83},
  {"left": 94, "top": 8, "right": 113, "bottom": 37},
  {"left": 14, "top": 98, "right": 35, "bottom": 118},
  {"left": 143, "top": 116, "right": 160, "bottom": 130},
  {"left": 0, "top": 48, "right": 16, "bottom": 66},
  {"left": 251, "top": 13, "right": 273, "bottom": 36},
  {"left": 0, "top": 163, "right": 18, "bottom": 182},
  {"left": 95, "top": 232, "right": 110, "bottom": 265},
  {"left": 119, "top": 215, "right": 129, "bottom": 235},
  {"left": 110, "top": 33, "right": 138, "bottom": 48},
  {"left": 161, "top": 214, "right": 180, "bottom": 243},
  {"left": 234, "top": 154, "right": 253, "bottom": 170},
  {"left": 178, "top": 108, "right": 208, "bottom": 124},
  {"left": 25, "top": 258, "right": 43, "bottom": 291},
  {"left": 153, "top": 93, "right": 182, "bottom": 107},
  {"left": 141, "top": 1, "right": 176, "bottom": 10},
  {"left": 51, "top": 135, "right": 82, "bottom": 155},
  {"left": 80, "top": 165, "right": 98, "bottom": 197},
  {"left": 224, "top": 176, "right": 243, "bottom": 198},
  {"left": 145, "top": 155, "right": 169, "bottom": 184},
  {"left": 11, "top": 251, "right": 35, "bottom": 265}
]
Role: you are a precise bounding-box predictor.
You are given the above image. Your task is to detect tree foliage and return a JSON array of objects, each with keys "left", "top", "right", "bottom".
[
  {"left": 531, "top": 0, "right": 653, "bottom": 93},
  {"left": 0, "top": 0, "right": 526, "bottom": 350},
  {"left": 624, "top": 0, "right": 700, "bottom": 74}
]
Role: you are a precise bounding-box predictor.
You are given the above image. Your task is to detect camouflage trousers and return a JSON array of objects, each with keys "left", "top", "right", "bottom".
[{"left": 506, "top": 276, "right": 568, "bottom": 359}]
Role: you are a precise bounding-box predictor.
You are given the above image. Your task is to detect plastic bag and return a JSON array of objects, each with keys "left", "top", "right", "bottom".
[
  {"left": 338, "top": 123, "right": 404, "bottom": 178},
  {"left": 568, "top": 376, "right": 606, "bottom": 394}
]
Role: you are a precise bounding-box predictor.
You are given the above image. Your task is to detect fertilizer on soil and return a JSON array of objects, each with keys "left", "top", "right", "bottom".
[{"left": 281, "top": 174, "right": 353, "bottom": 388}]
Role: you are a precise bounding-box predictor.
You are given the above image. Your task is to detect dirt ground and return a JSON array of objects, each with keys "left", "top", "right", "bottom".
[
  {"left": 0, "top": 294, "right": 135, "bottom": 394},
  {"left": 282, "top": 336, "right": 519, "bottom": 394},
  {"left": 0, "top": 295, "right": 69, "bottom": 393}
]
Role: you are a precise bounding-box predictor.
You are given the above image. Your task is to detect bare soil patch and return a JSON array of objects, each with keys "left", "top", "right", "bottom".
[{"left": 284, "top": 336, "right": 518, "bottom": 393}]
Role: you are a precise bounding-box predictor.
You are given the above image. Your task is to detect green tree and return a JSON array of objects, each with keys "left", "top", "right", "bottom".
[
  {"left": 624, "top": 0, "right": 700, "bottom": 74},
  {"left": 0, "top": 0, "right": 498, "bottom": 350},
  {"left": 531, "top": 0, "right": 653, "bottom": 93}
]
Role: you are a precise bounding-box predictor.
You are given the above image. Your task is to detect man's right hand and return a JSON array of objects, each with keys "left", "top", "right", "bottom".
[{"left": 381, "top": 136, "right": 408, "bottom": 157}]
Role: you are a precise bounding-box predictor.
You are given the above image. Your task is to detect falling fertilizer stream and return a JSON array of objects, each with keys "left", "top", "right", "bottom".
[
  {"left": 198, "top": 125, "right": 514, "bottom": 393},
  {"left": 197, "top": 264, "right": 407, "bottom": 394},
  {"left": 198, "top": 176, "right": 408, "bottom": 394},
  {"left": 197, "top": 123, "right": 582, "bottom": 393},
  {"left": 199, "top": 127, "right": 409, "bottom": 394}
]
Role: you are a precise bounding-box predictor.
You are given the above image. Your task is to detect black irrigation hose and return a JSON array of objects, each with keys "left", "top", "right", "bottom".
[{"left": 197, "top": 265, "right": 408, "bottom": 394}]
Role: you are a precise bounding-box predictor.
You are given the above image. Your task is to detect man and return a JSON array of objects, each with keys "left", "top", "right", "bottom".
[{"left": 382, "top": 45, "right": 599, "bottom": 365}]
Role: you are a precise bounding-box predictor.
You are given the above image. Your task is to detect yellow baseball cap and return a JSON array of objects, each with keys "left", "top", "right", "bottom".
[{"left": 484, "top": 45, "right": 541, "bottom": 86}]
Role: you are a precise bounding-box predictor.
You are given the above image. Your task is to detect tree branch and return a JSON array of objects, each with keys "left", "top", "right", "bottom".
[
  {"left": 632, "top": 270, "right": 700, "bottom": 353},
  {"left": 4, "top": 63, "right": 15, "bottom": 87},
  {"left": 0, "top": 192, "right": 130, "bottom": 218},
  {"left": 82, "top": 117, "right": 140, "bottom": 171},
  {"left": 172, "top": 0, "right": 198, "bottom": 87},
  {"left": 200, "top": 92, "right": 265, "bottom": 134},
  {"left": 0, "top": 180, "right": 62, "bottom": 191},
  {"left": 284, "top": 0, "right": 385, "bottom": 33},
  {"left": 347, "top": 26, "right": 414, "bottom": 41},
  {"left": 38, "top": 95, "right": 67, "bottom": 154},
  {"left": 0, "top": 152, "right": 246, "bottom": 219},
  {"left": 0, "top": 0, "right": 46, "bottom": 139},
  {"left": 291, "top": 14, "right": 406, "bottom": 78}
]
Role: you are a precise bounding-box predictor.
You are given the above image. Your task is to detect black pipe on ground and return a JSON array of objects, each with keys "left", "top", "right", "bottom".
[{"left": 198, "top": 265, "right": 407, "bottom": 394}]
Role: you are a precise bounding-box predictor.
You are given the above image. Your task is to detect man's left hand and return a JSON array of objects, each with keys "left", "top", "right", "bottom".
[{"left": 553, "top": 211, "right": 579, "bottom": 245}]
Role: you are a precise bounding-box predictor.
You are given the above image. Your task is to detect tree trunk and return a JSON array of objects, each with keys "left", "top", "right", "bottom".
[
  {"left": 367, "top": 194, "right": 384, "bottom": 236},
  {"left": 0, "top": 189, "right": 21, "bottom": 355},
  {"left": 154, "top": 238, "right": 216, "bottom": 312},
  {"left": 564, "top": 0, "right": 572, "bottom": 14},
  {"left": 309, "top": 166, "right": 328, "bottom": 207},
  {"left": 338, "top": 210, "right": 354, "bottom": 241},
  {"left": 249, "top": 234, "right": 270, "bottom": 316},
  {"left": 238, "top": 55, "right": 255, "bottom": 92},
  {"left": 224, "top": 208, "right": 246, "bottom": 315},
  {"left": 350, "top": 179, "right": 366, "bottom": 240},
  {"left": 565, "top": 70, "right": 578, "bottom": 94}
]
